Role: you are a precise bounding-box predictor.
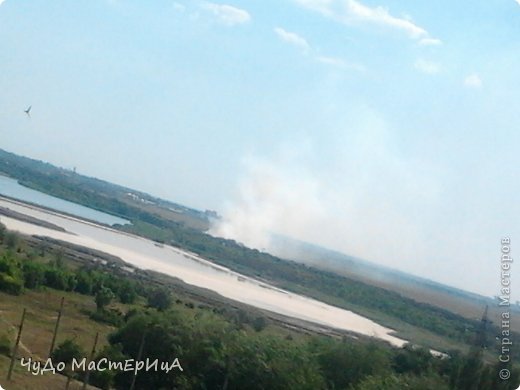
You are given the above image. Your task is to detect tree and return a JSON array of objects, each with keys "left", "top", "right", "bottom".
[
  {"left": 147, "top": 288, "right": 172, "bottom": 311},
  {"left": 353, "top": 373, "right": 449, "bottom": 390},
  {"left": 51, "top": 339, "right": 84, "bottom": 364},
  {"left": 95, "top": 286, "right": 115, "bottom": 310},
  {"left": 44, "top": 268, "right": 70, "bottom": 290},
  {"left": 22, "top": 261, "right": 46, "bottom": 289},
  {"left": 311, "top": 338, "right": 392, "bottom": 388},
  {"left": 117, "top": 281, "right": 137, "bottom": 304},
  {"left": 75, "top": 271, "right": 93, "bottom": 295},
  {"left": 4, "top": 232, "right": 19, "bottom": 250},
  {"left": 392, "top": 344, "right": 433, "bottom": 375}
]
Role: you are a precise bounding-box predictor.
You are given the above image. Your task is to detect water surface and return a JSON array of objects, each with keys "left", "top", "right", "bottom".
[{"left": 0, "top": 175, "right": 129, "bottom": 226}]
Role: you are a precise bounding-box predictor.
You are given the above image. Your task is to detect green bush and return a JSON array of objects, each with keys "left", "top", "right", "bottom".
[
  {"left": 147, "top": 288, "right": 172, "bottom": 311},
  {"left": 22, "top": 261, "right": 46, "bottom": 289},
  {"left": 0, "top": 273, "right": 24, "bottom": 295},
  {"left": 44, "top": 268, "right": 70, "bottom": 290},
  {"left": 51, "top": 339, "right": 85, "bottom": 365},
  {"left": 90, "top": 308, "right": 124, "bottom": 327},
  {"left": 75, "top": 271, "right": 93, "bottom": 295},
  {"left": 117, "top": 281, "right": 138, "bottom": 304},
  {"left": 95, "top": 286, "right": 115, "bottom": 310}
]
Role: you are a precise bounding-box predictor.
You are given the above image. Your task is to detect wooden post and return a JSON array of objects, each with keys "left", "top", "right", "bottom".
[
  {"left": 49, "top": 296, "right": 65, "bottom": 358},
  {"left": 129, "top": 331, "right": 146, "bottom": 390},
  {"left": 81, "top": 332, "right": 99, "bottom": 390},
  {"left": 7, "top": 308, "right": 27, "bottom": 380}
]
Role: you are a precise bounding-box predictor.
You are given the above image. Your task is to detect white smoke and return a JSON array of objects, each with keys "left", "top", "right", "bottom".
[
  {"left": 210, "top": 111, "right": 441, "bottom": 272},
  {"left": 210, "top": 146, "right": 326, "bottom": 250}
]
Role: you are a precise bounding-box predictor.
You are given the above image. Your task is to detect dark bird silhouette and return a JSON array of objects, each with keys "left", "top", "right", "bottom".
[{"left": 24, "top": 105, "right": 32, "bottom": 117}]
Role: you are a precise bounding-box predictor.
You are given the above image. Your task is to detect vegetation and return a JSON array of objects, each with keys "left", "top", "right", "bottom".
[
  {"left": 0, "top": 226, "right": 518, "bottom": 389},
  {"left": 1, "top": 151, "right": 520, "bottom": 388},
  {"left": 0, "top": 149, "right": 509, "bottom": 348},
  {"left": 51, "top": 339, "right": 85, "bottom": 365}
]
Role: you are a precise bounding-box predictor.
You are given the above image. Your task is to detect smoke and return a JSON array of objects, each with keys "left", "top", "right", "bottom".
[
  {"left": 210, "top": 110, "right": 442, "bottom": 273},
  {"left": 210, "top": 144, "right": 327, "bottom": 251}
]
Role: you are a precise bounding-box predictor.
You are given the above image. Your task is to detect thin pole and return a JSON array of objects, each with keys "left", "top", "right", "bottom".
[
  {"left": 129, "top": 331, "right": 146, "bottom": 390},
  {"left": 49, "top": 296, "right": 65, "bottom": 358},
  {"left": 82, "top": 332, "right": 99, "bottom": 390},
  {"left": 7, "top": 308, "right": 27, "bottom": 380}
]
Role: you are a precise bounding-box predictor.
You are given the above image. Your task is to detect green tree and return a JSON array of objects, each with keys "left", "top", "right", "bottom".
[
  {"left": 95, "top": 286, "right": 115, "bottom": 310},
  {"left": 51, "top": 339, "right": 85, "bottom": 364},
  {"left": 353, "top": 373, "right": 449, "bottom": 390},
  {"left": 75, "top": 270, "right": 93, "bottom": 295},
  {"left": 44, "top": 268, "right": 70, "bottom": 290},
  {"left": 147, "top": 287, "right": 172, "bottom": 311},
  {"left": 311, "top": 338, "right": 392, "bottom": 388},
  {"left": 392, "top": 344, "right": 433, "bottom": 375},
  {"left": 117, "top": 280, "right": 138, "bottom": 304},
  {"left": 4, "top": 232, "right": 19, "bottom": 251},
  {"left": 22, "top": 261, "right": 46, "bottom": 289}
]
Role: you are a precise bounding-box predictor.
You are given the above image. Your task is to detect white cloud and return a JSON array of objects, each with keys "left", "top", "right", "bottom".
[
  {"left": 202, "top": 2, "right": 251, "bottom": 26},
  {"left": 515, "top": 0, "right": 520, "bottom": 6},
  {"left": 273, "top": 26, "right": 363, "bottom": 71},
  {"left": 414, "top": 59, "right": 440, "bottom": 74},
  {"left": 346, "top": 0, "right": 426, "bottom": 38},
  {"left": 317, "top": 56, "right": 365, "bottom": 71},
  {"left": 419, "top": 37, "right": 442, "bottom": 46},
  {"left": 0, "top": 0, "right": 5, "bottom": 5},
  {"left": 464, "top": 73, "right": 482, "bottom": 88},
  {"left": 274, "top": 27, "right": 310, "bottom": 51},
  {"left": 295, "top": 0, "right": 439, "bottom": 43}
]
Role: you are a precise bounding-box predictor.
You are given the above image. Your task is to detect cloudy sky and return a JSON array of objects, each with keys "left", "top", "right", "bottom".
[{"left": 1, "top": 0, "right": 519, "bottom": 299}]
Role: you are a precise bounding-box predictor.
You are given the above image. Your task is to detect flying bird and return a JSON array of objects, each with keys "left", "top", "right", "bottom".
[{"left": 24, "top": 105, "right": 32, "bottom": 117}]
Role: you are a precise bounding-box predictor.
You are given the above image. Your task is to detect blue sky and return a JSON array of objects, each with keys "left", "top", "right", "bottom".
[{"left": 1, "top": 0, "right": 519, "bottom": 299}]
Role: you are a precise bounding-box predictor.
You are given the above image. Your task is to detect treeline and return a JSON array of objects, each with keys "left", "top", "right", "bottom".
[
  {"left": 0, "top": 149, "right": 513, "bottom": 348},
  {"left": 0, "top": 148, "right": 208, "bottom": 224}
]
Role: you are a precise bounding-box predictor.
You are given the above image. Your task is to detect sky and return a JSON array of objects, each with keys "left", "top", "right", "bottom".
[{"left": 0, "top": 0, "right": 519, "bottom": 300}]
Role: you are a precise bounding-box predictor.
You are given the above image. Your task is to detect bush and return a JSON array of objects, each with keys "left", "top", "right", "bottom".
[
  {"left": 22, "top": 261, "right": 46, "bottom": 289},
  {"left": 0, "top": 273, "right": 24, "bottom": 295},
  {"left": 4, "top": 232, "right": 19, "bottom": 250},
  {"left": 95, "top": 286, "right": 115, "bottom": 310},
  {"left": 90, "top": 308, "right": 124, "bottom": 327},
  {"left": 0, "top": 252, "right": 18, "bottom": 275},
  {"left": 51, "top": 339, "right": 85, "bottom": 364},
  {"left": 44, "top": 268, "right": 70, "bottom": 290},
  {"left": 117, "top": 281, "right": 138, "bottom": 304},
  {"left": 252, "top": 316, "right": 268, "bottom": 332},
  {"left": 75, "top": 271, "right": 93, "bottom": 295},
  {"left": 147, "top": 288, "right": 172, "bottom": 311}
]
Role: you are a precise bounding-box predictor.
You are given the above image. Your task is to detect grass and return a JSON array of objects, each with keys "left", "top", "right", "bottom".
[
  {"left": 0, "top": 354, "right": 100, "bottom": 390},
  {"left": 0, "top": 290, "right": 114, "bottom": 361},
  {"left": 0, "top": 289, "right": 114, "bottom": 389}
]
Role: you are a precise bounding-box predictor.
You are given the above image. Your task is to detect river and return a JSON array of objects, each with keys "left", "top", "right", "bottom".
[
  {"left": 0, "top": 196, "right": 406, "bottom": 347},
  {"left": 0, "top": 175, "right": 129, "bottom": 226}
]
